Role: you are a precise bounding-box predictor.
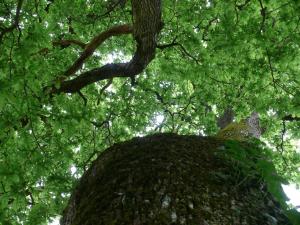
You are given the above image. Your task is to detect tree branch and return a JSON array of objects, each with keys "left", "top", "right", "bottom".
[
  {"left": 156, "top": 37, "right": 178, "bottom": 49},
  {"left": 87, "top": 0, "right": 128, "bottom": 21},
  {"left": 157, "top": 38, "right": 200, "bottom": 64},
  {"left": 235, "top": 0, "right": 251, "bottom": 10},
  {"left": 97, "top": 78, "right": 113, "bottom": 105},
  {"left": 258, "top": 0, "right": 267, "bottom": 32},
  {"left": 52, "top": 39, "right": 86, "bottom": 49},
  {"left": 278, "top": 120, "right": 287, "bottom": 155},
  {"left": 266, "top": 50, "right": 278, "bottom": 91},
  {"left": 50, "top": 0, "right": 163, "bottom": 94},
  {"left": 62, "top": 24, "right": 133, "bottom": 78},
  {"left": 100, "top": 79, "right": 113, "bottom": 95},
  {"left": 283, "top": 115, "right": 300, "bottom": 122},
  {"left": 78, "top": 91, "right": 88, "bottom": 105},
  {"left": 202, "top": 17, "right": 218, "bottom": 41},
  {"left": 0, "top": 0, "right": 24, "bottom": 42}
]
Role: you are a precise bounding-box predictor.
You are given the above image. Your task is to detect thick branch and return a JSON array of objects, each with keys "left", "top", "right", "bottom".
[
  {"left": 63, "top": 24, "right": 133, "bottom": 78},
  {"left": 51, "top": 0, "right": 162, "bottom": 94},
  {"left": 52, "top": 63, "right": 139, "bottom": 93}
]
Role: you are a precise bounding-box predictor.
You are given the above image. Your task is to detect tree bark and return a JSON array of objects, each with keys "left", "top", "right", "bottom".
[
  {"left": 50, "top": 0, "right": 162, "bottom": 94},
  {"left": 61, "top": 133, "right": 291, "bottom": 225}
]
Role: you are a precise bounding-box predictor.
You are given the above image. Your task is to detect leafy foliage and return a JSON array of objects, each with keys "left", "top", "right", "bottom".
[{"left": 0, "top": 0, "right": 300, "bottom": 224}]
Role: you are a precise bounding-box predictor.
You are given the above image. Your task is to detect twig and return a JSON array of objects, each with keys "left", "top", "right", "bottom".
[
  {"left": 97, "top": 78, "right": 113, "bottom": 105},
  {"left": 87, "top": 0, "right": 127, "bottom": 21},
  {"left": 267, "top": 2, "right": 291, "bottom": 15},
  {"left": 177, "top": 95, "right": 195, "bottom": 114},
  {"left": 177, "top": 43, "right": 200, "bottom": 64},
  {"left": 202, "top": 17, "right": 218, "bottom": 41},
  {"left": 279, "top": 120, "right": 286, "bottom": 154},
  {"left": 157, "top": 37, "right": 200, "bottom": 64},
  {"left": 258, "top": 0, "right": 267, "bottom": 32},
  {"left": 207, "top": 75, "right": 234, "bottom": 86},
  {"left": 266, "top": 50, "right": 278, "bottom": 91},
  {"left": 156, "top": 37, "right": 178, "bottom": 49},
  {"left": 78, "top": 91, "right": 88, "bottom": 105},
  {"left": 23, "top": 82, "right": 44, "bottom": 152}
]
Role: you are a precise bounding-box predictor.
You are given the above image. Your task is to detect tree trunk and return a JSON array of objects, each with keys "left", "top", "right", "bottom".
[{"left": 61, "top": 133, "right": 291, "bottom": 225}]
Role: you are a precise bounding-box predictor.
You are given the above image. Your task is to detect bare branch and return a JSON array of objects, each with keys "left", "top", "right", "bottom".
[
  {"left": 99, "top": 78, "right": 113, "bottom": 96},
  {"left": 97, "top": 78, "right": 113, "bottom": 105},
  {"left": 78, "top": 91, "right": 88, "bottom": 105},
  {"left": 157, "top": 39, "right": 200, "bottom": 64},
  {"left": 62, "top": 24, "right": 133, "bottom": 78},
  {"left": 49, "top": 0, "right": 163, "bottom": 94}
]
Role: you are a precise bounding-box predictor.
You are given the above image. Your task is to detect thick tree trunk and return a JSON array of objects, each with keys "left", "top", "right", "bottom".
[{"left": 61, "top": 133, "right": 290, "bottom": 225}]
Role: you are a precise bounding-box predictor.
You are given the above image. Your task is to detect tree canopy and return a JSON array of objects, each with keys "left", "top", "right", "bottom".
[{"left": 0, "top": 0, "right": 299, "bottom": 224}]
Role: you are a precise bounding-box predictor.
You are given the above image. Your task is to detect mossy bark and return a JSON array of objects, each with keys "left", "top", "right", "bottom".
[{"left": 61, "top": 133, "right": 291, "bottom": 225}]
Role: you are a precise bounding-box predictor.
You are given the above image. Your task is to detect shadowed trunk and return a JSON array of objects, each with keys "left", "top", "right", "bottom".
[{"left": 61, "top": 133, "right": 291, "bottom": 225}]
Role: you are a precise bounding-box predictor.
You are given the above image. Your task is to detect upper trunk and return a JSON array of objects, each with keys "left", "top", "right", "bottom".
[
  {"left": 61, "top": 133, "right": 291, "bottom": 225},
  {"left": 51, "top": 0, "right": 162, "bottom": 94}
]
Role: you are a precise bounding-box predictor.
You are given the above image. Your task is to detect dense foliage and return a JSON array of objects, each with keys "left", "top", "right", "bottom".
[{"left": 0, "top": 0, "right": 299, "bottom": 224}]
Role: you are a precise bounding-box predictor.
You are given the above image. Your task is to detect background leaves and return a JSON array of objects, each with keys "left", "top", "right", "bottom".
[{"left": 0, "top": 0, "right": 299, "bottom": 224}]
